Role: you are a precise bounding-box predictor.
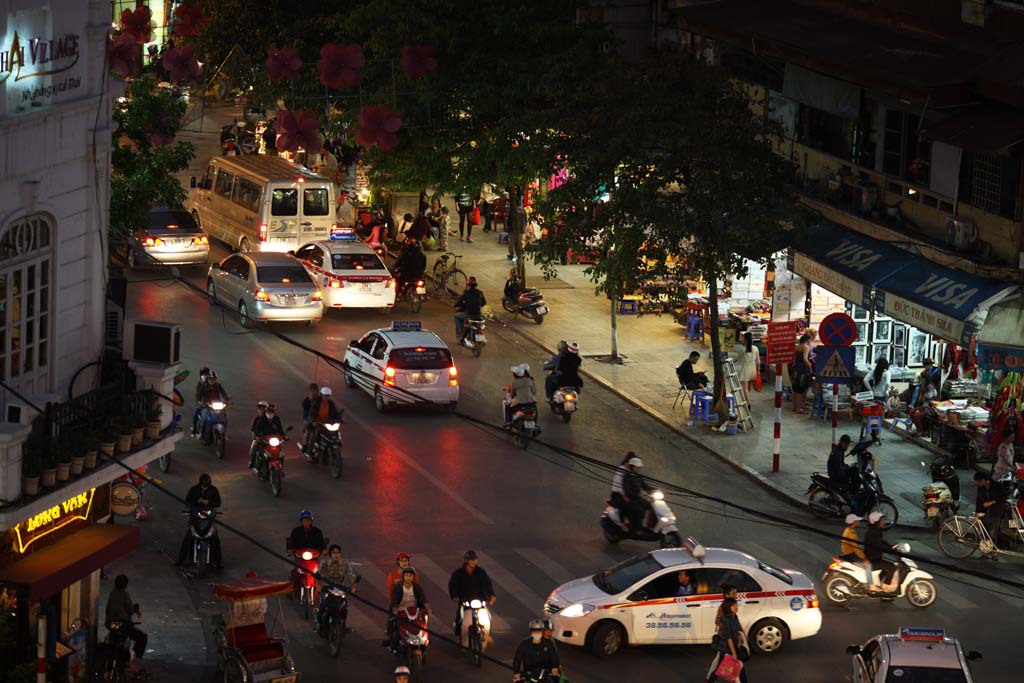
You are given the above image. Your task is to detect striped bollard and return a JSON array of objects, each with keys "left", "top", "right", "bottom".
[{"left": 773, "top": 364, "right": 782, "bottom": 472}]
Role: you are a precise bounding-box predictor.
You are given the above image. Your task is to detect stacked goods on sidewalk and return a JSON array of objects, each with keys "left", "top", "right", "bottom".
[{"left": 988, "top": 372, "right": 1024, "bottom": 449}]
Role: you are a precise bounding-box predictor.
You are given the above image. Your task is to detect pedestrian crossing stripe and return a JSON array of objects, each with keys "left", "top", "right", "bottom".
[{"left": 819, "top": 350, "right": 852, "bottom": 379}]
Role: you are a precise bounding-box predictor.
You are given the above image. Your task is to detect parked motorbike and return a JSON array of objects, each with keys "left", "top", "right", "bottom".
[
  {"left": 304, "top": 422, "right": 343, "bottom": 479},
  {"left": 502, "top": 279, "right": 548, "bottom": 324},
  {"left": 95, "top": 620, "right": 140, "bottom": 682},
  {"left": 396, "top": 605, "right": 430, "bottom": 679},
  {"left": 203, "top": 400, "right": 229, "bottom": 459},
  {"left": 220, "top": 123, "right": 256, "bottom": 156},
  {"left": 461, "top": 318, "right": 487, "bottom": 357},
  {"left": 397, "top": 279, "right": 427, "bottom": 313},
  {"left": 254, "top": 427, "right": 292, "bottom": 497},
  {"left": 549, "top": 386, "right": 579, "bottom": 423},
  {"left": 184, "top": 507, "right": 220, "bottom": 578},
  {"left": 807, "top": 439, "right": 898, "bottom": 527},
  {"left": 459, "top": 599, "right": 492, "bottom": 667},
  {"left": 503, "top": 394, "right": 540, "bottom": 449},
  {"left": 822, "top": 542, "right": 938, "bottom": 608},
  {"left": 290, "top": 543, "right": 325, "bottom": 620},
  {"left": 921, "top": 455, "right": 960, "bottom": 528},
  {"left": 601, "top": 490, "right": 682, "bottom": 548}
]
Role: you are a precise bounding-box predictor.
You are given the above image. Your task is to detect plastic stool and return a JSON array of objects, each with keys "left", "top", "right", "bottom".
[
  {"left": 890, "top": 416, "right": 913, "bottom": 435},
  {"left": 725, "top": 395, "right": 737, "bottom": 415},
  {"left": 689, "top": 390, "right": 709, "bottom": 415},
  {"left": 695, "top": 395, "right": 718, "bottom": 422},
  {"left": 619, "top": 298, "right": 639, "bottom": 315},
  {"left": 861, "top": 415, "right": 884, "bottom": 441},
  {"left": 686, "top": 314, "right": 704, "bottom": 342}
]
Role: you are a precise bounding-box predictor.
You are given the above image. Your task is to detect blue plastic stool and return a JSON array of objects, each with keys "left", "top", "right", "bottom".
[
  {"left": 725, "top": 395, "right": 737, "bottom": 415},
  {"left": 890, "top": 416, "right": 913, "bottom": 436},
  {"left": 861, "top": 415, "right": 884, "bottom": 441},
  {"left": 686, "top": 314, "right": 704, "bottom": 342},
  {"left": 689, "top": 390, "right": 710, "bottom": 415},
  {"left": 695, "top": 395, "right": 718, "bottom": 422},
  {"left": 619, "top": 298, "right": 639, "bottom": 315}
]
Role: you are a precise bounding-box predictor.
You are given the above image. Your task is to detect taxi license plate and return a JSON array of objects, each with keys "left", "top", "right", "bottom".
[
  {"left": 271, "top": 676, "right": 298, "bottom": 683},
  {"left": 536, "top": 305, "right": 547, "bottom": 314},
  {"left": 360, "top": 283, "right": 372, "bottom": 292},
  {"left": 525, "top": 420, "right": 536, "bottom": 429},
  {"left": 927, "top": 507, "right": 938, "bottom": 517},
  {"left": 410, "top": 373, "right": 433, "bottom": 384}
]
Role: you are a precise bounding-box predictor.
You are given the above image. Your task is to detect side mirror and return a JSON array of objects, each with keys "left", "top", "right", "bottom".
[
  {"left": 966, "top": 651, "right": 982, "bottom": 662},
  {"left": 210, "top": 261, "right": 220, "bottom": 270},
  {"left": 190, "top": 176, "right": 197, "bottom": 189},
  {"left": 845, "top": 645, "right": 861, "bottom": 656}
]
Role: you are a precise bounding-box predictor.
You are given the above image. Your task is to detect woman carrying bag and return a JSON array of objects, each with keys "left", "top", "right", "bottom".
[{"left": 707, "top": 597, "right": 749, "bottom": 682}]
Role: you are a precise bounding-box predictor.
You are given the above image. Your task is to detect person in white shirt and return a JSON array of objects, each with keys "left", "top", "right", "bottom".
[{"left": 864, "top": 357, "right": 892, "bottom": 400}]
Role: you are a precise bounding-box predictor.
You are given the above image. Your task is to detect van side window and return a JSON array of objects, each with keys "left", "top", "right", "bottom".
[
  {"left": 303, "top": 188, "right": 330, "bottom": 216},
  {"left": 232, "top": 178, "right": 263, "bottom": 213},
  {"left": 272, "top": 189, "right": 298, "bottom": 216},
  {"left": 215, "top": 171, "right": 235, "bottom": 198},
  {"left": 200, "top": 165, "right": 215, "bottom": 190}
]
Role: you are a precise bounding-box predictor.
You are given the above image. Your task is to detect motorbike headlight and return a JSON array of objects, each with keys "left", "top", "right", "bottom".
[
  {"left": 210, "top": 401, "right": 226, "bottom": 411},
  {"left": 559, "top": 603, "right": 596, "bottom": 618},
  {"left": 301, "top": 551, "right": 314, "bottom": 561},
  {"left": 652, "top": 490, "right": 665, "bottom": 501},
  {"left": 268, "top": 437, "right": 281, "bottom": 447},
  {"left": 469, "top": 599, "right": 484, "bottom": 609},
  {"left": 325, "top": 422, "right": 340, "bottom": 432},
  {"left": 478, "top": 608, "right": 491, "bottom": 628}
]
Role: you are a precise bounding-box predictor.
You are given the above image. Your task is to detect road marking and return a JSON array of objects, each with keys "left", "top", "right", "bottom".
[
  {"left": 350, "top": 558, "right": 390, "bottom": 600},
  {"left": 411, "top": 554, "right": 511, "bottom": 633},
  {"left": 475, "top": 551, "right": 550, "bottom": 614},
  {"left": 515, "top": 547, "right": 574, "bottom": 585},
  {"left": 573, "top": 546, "right": 628, "bottom": 575},
  {"left": 247, "top": 334, "right": 493, "bottom": 525}
]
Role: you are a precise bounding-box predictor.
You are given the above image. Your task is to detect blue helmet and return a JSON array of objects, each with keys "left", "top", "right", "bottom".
[{"left": 299, "top": 510, "right": 313, "bottom": 522}]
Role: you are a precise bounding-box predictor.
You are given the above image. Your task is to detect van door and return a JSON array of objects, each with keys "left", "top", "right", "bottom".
[
  {"left": 300, "top": 185, "right": 334, "bottom": 242},
  {"left": 211, "top": 170, "right": 236, "bottom": 244},
  {"left": 268, "top": 185, "right": 301, "bottom": 249},
  {"left": 191, "top": 164, "right": 216, "bottom": 231}
]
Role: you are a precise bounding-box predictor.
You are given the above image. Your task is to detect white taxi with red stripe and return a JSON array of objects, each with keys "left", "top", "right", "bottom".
[
  {"left": 544, "top": 542, "right": 821, "bottom": 657},
  {"left": 847, "top": 627, "right": 981, "bottom": 683},
  {"left": 290, "top": 229, "right": 395, "bottom": 310}
]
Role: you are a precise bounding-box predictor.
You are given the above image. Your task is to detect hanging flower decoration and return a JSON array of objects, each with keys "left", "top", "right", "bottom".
[
  {"left": 401, "top": 45, "right": 437, "bottom": 78},
  {"left": 317, "top": 43, "right": 365, "bottom": 89},
  {"left": 356, "top": 104, "right": 403, "bottom": 152},
  {"left": 172, "top": 3, "right": 209, "bottom": 38},
  {"left": 274, "top": 109, "right": 322, "bottom": 155},
  {"left": 266, "top": 45, "right": 303, "bottom": 82},
  {"left": 109, "top": 33, "right": 141, "bottom": 78},
  {"left": 120, "top": 6, "right": 154, "bottom": 45},
  {"left": 162, "top": 43, "right": 203, "bottom": 83},
  {"left": 149, "top": 114, "right": 177, "bottom": 147}
]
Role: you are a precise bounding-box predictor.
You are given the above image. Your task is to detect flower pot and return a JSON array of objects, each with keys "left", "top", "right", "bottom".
[
  {"left": 131, "top": 427, "right": 145, "bottom": 448},
  {"left": 41, "top": 468, "right": 56, "bottom": 488},
  {"left": 117, "top": 434, "right": 133, "bottom": 453},
  {"left": 101, "top": 441, "right": 115, "bottom": 457},
  {"left": 56, "top": 462, "right": 71, "bottom": 482},
  {"left": 84, "top": 450, "right": 98, "bottom": 469},
  {"left": 145, "top": 421, "right": 161, "bottom": 440},
  {"left": 70, "top": 456, "right": 85, "bottom": 475},
  {"left": 23, "top": 476, "right": 39, "bottom": 497}
]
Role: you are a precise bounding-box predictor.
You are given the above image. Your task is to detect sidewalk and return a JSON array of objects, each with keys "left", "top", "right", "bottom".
[{"left": 439, "top": 233, "right": 972, "bottom": 529}]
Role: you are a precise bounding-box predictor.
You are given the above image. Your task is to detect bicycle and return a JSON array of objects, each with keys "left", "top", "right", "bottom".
[
  {"left": 432, "top": 252, "right": 467, "bottom": 298},
  {"left": 938, "top": 503, "right": 1024, "bottom": 560}
]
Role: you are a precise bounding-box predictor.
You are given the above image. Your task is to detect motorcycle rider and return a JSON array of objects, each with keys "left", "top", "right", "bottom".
[
  {"left": 454, "top": 277, "right": 486, "bottom": 342},
  {"left": 249, "top": 401, "right": 285, "bottom": 472},
  {"left": 393, "top": 666, "right": 411, "bottom": 683},
  {"left": 198, "top": 372, "right": 231, "bottom": 445},
  {"left": 315, "top": 543, "right": 359, "bottom": 630},
  {"left": 840, "top": 514, "right": 871, "bottom": 584},
  {"left": 302, "top": 386, "right": 343, "bottom": 456},
  {"left": 191, "top": 367, "right": 211, "bottom": 436},
  {"left": 448, "top": 550, "right": 496, "bottom": 645},
  {"left": 288, "top": 510, "right": 326, "bottom": 553},
  {"left": 105, "top": 574, "right": 148, "bottom": 677},
  {"left": 827, "top": 434, "right": 861, "bottom": 508},
  {"left": 512, "top": 619, "right": 561, "bottom": 682},
  {"left": 176, "top": 473, "right": 222, "bottom": 568},
  {"left": 392, "top": 239, "right": 427, "bottom": 298},
  {"left": 386, "top": 552, "right": 418, "bottom": 596},
  {"left": 301, "top": 383, "right": 319, "bottom": 454},
  {"left": 609, "top": 451, "right": 636, "bottom": 513},
  {"left": 622, "top": 456, "right": 653, "bottom": 531},
  {"left": 556, "top": 342, "right": 583, "bottom": 393},
  {"left": 504, "top": 364, "right": 538, "bottom": 426},
  {"left": 543, "top": 341, "right": 568, "bottom": 400},
  {"left": 863, "top": 511, "right": 899, "bottom": 594},
  {"left": 389, "top": 567, "right": 431, "bottom": 650}
]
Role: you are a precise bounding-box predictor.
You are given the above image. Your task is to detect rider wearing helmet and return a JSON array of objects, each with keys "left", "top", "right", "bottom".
[
  {"left": 197, "top": 371, "right": 231, "bottom": 444},
  {"left": 504, "top": 363, "right": 537, "bottom": 425},
  {"left": 248, "top": 400, "right": 281, "bottom": 470},
  {"left": 622, "top": 455, "right": 653, "bottom": 531},
  {"left": 454, "top": 276, "right": 486, "bottom": 342},
  {"left": 302, "top": 386, "right": 343, "bottom": 455},
  {"left": 556, "top": 342, "right": 583, "bottom": 392},
  {"left": 386, "top": 552, "right": 418, "bottom": 596},
  {"left": 448, "top": 550, "right": 496, "bottom": 642},
  {"left": 513, "top": 619, "right": 561, "bottom": 682},
  {"left": 191, "top": 366, "right": 212, "bottom": 436},
  {"left": 288, "top": 510, "right": 326, "bottom": 554},
  {"left": 393, "top": 666, "right": 411, "bottom": 683},
  {"left": 177, "top": 473, "right": 223, "bottom": 568}
]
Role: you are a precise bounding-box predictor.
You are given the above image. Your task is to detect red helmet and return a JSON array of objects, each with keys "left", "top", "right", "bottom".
[{"left": 395, "top": 552, "right": 411, "bottom": 562}]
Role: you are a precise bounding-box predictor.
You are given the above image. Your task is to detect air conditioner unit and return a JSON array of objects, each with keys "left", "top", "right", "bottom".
[
  {"left": 945, "top": 216, "right": 978, "bottom": 250},
  {"left": 124, "top": 320, "right": 181, "bottom": 365},
  {"left": 4, "top": 392, "right": 57, "bottom": 426},
  {"left": 105, "top": 309, "right": 123, "bottom": 349}
]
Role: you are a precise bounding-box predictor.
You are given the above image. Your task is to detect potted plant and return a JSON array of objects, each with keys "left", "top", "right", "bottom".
[
  {"left": 83, "top": 433, "right": 100, "bottom": 469},
  {"left": 55, "top": 442, "right": 71, "bottom": 482},
  {"left": 40, "top": 442, "right": 57, "bottom": 488},
  {"left": 116, "top": 418, "right": 133, "bottom": 454},
  {"left": 130, "top": 415, "right": 146, "bottom": 448},
  {"left": 99, "top": 424, "right": 117, "bottom": 457},
  {"left": 22, "top": 442, "right": 41, "bottom": 497},
  {"left": 145, "top": 395, "right": 162, "bottom": 440},
  {"left": 67, "top": 433, "right": 86, "bottom": 475}
]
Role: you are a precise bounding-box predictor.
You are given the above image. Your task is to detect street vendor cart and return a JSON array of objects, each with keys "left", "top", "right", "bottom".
[{"left": 212, "top": 574, "right": 300, "bottom": 683}]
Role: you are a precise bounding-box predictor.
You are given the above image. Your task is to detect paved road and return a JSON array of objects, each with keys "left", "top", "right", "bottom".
[{"left": 121, "top": 238, "right": 1022, "bottom": 682}]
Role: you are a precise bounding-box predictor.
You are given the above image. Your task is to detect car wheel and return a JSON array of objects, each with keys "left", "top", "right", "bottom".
[
  {"left": 126, "top": 247, "right": 137, "bottom": 269},
  {"left": 207, "top": 279, "right": 217, "bottom": 304},
  {"left": 375, "top": 389, "right": 389, "bottom": 413},
  {"left": 749, "top": 618, "right": 788, "bottom": 655},
  {"left": 588, "top": 621, "right": 625, "bottom": 657},
  {"left": 343, "top": 367, "right": 356, "bottom": 388},
  {"left": 239, "top": 302, "right": 252, "bottom": 328},
  {"left": 239, "top": 238, "right": 252, "bottom": 253}
]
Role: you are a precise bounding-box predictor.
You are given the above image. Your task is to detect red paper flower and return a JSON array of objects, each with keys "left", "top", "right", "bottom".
[
  {"left": 317, "top": 43, "right": 365, "bottom": 89},
  {"left": 173, "top": 3, "right": 208, "bottom": 38},
  {"left": 120, "top": 7, "right": 153, "bottom": 45},
  {"left": 109, "top": 33, "right": 140, "bottom": 78},
  {"left": 274, "top": 109, "right": 322, "bottom": 155},
  {"left": 266, "top": 45, "right": 303, "bottom": 82},
  {"left": 356, "top": 105, "right": 403, "bottom": 152},
  {"left": 401, "top": 45, "right": 437, "bottom": 78},
  {"left": 162, "top": 43, "right": 203, "bottom": 83}
]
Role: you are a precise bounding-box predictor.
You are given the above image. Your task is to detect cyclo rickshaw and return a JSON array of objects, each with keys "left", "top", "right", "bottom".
[{"left": 212, "top": 574, "right": 301, "bottom": 683}]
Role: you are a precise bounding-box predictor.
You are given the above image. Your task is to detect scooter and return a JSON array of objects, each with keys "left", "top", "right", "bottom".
[
  {"left": 95, "top": 619, "right": 140, "bottom": 682},
  {"left": 318, "top": 577, "right": 359, "bottom": 658},
  {"left": 397, "top": 279, "right": 427, "bottom": 313},
  {"left": 807, "top": 440, "right": 898, "bottom": 528},
  {"left": 290, "top": 542, "right": 326, "bottom": 620},
  {"left": 254, "top": 427, "right": 292, "bottom": 497},
  {"left": 822, "top": 542, "right": 938, "bottom": 608},
  {"left": 601, "top": 490, "right": 682, "bottom": 548},
  {"left": 502, "top": 278, "right": 548, "bottom": 324},
  {"left": 503, "top": 394, "right": 540, "bottom": 449},
  {"left": 459, "top": 599, "right": 492, "bottom": 667},
  {"left": 549, "top": 386, "right": 579, "bottom": 423},
  {"left": 203, "top": 400, "right": 229, "bottom": 459},
  {"left": 304, "top": 422, "right": 343, "bottom": 479},
  {"left": 921, "top": 456, "right": 960, "bottom": 528},
  {"left": 396, "top": 605, "right": 429, "bottom": 679},
  {"left": 461, "top": 318, "right": 487, "bottom": 357},
  {"left": 220, "top": 122, "right": 256, "bottom": 156},
  {"left": 184, "top": 507, "right": 220, "bottom": 578}
]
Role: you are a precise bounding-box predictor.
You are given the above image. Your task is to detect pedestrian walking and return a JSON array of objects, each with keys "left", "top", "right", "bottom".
[
  {"left": 733, "top": 332, "right": 760, "bottom": 399},
  {"left": 707, "top": 597, "right": 748, "bottom": 682},
  {"left": 456, "top": 192, "right": 474, "bottom": 241}
]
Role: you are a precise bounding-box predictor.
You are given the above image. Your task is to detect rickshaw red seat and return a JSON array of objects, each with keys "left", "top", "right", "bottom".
[{"left": 227, "top": 623, "right": 284, "bottom": 662}]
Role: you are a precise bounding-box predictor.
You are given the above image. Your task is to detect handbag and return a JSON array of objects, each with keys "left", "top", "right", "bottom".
[
  {"left": 753, "top": 373, "right": 763, "bottom": 392},
  {"left": 737, "top": 644, "right": 750, "bottom": 662},
  {"left": 714, "top": 653, "right": 743, "bottom": 680},
  {"left": 470, "top": 206, "right": 481, "bottom": 226}
]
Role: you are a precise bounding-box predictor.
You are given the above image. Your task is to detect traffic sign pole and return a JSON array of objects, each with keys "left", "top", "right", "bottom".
[
  {"left": 832, "top": 383, "right": 839, "bottom": 448},
  {"left": 773, "top": 364, "right": 782, "bottom": 472}
]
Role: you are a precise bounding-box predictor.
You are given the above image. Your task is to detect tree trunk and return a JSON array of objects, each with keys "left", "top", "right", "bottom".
[
  {"left": 610, "top": 293, "right": 619, "bottom": 360},
  {"left": 707, "top": 274, "right": 726, "bottom": 421}
]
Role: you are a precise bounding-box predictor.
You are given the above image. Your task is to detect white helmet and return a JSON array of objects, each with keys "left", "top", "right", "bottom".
[
  {"left": 320, "top": 386, "right": 332, "bottom": 396},
  {"left": 567, "top": 342, "right": 580, "bottom": 354},
  {"left": 511, "top": 363, "right": 529, "bottom": 377},
  {"left": 627, "top": 456, "right": 643, "bottom": 468},
  {"left": 867, "top": 511, "right": 884, "bottom": 524},
  {"left": 394, "top": 666, "right": 411, "bottom": 676}
]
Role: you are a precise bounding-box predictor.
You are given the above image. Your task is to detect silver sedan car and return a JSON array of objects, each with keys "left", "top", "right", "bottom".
[
  {"left": 126, "top": 206, "right": 210, "bottom": 269},
  {"left": 207, "top": 252, "right": 323, "bottom": 327}
]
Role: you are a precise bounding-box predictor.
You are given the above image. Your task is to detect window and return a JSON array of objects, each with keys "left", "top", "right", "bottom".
[
  {"left": 309, "top": 247, "right": 325, "bottom": 268},
  {"left": 388, "top": 347, "right": 454, "bottom": 369},
  {"left": 222, "top": 255, "right": 248, "bottom": 279},
  {"left": 332, "top": 253, "right": 386, "bottom": 271},
  {"left": 357, "top": 335, "right": 377, "bottom": 354},
  {"left": 881, "top": 109, "right": 922, "bottom": 179},
  {"left": 371, "top": 338, "right": 387, "bottom": 361},
  {"left": 303, "top": 188, "right": 330, "bottom": 216},
  {"left": 632, "top": 570, "right": 684, "bottom": 601},
  {"left": 231, "top": 178, "right": 263, "bottom": 213},
  {"left": 293, "top": 244, "right": 316, "bottom": 261},
  {"left": 147, "top": 211, "right": 201, "bottom": 234},
  {"left": 757, "top": 561, "right": 793, "bottom": 585},
  {"left": 256, "top": 265, "right": 311, "bottom": 284},
  {"left": 961, "top": 152, "right": 1022, "bottom": 219},
  {"left": 796, "top": 103, "right": 855, "bottom": 161},
  {"left": 214, "top": 171, "right": 235, "bottom": 198},
  {"left": 0, "top": 214, "right": 52, "bottom": 385},
  {"left": 691, "top": 568, "right": 762, "bottom": 595},
  {"left": 592, "top": 555, "right": 665, "bottom": 595},
  {"left": 272, "top": 189, "right": 298, "bottom": 216}
]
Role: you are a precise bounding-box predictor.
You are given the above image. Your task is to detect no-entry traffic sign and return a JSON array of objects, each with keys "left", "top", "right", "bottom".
[
  {"left": 819, "top": 313, "right": 857, "bottom": 347},
  {"left": 765, "top": 321, "right": 798, "bottom": 365}
]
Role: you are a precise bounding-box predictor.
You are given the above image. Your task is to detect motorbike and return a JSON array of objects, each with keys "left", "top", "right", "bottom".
[
  {"left": 504, "top": 394, "right": 540, "bottom": 449},
  {"left": 254, "top": 427, "right": 292, "bottom": 497},
  {"left": 523, "top": 671, "right": 559, "bottom": 683},
  {"left": 95, "top": 620, "right": 139, "bottom": 682},
  {"left": 601, "top": 490, "right": 682, "bottom": 548},
  {"left": 319, "top": 585, "right": 350, "bottom": 658},
  {"left": 220, "top": 123, "right": 256, "bottom": 156},
  {"left": 397, "top": 279, "right": 427, "bottom": 313},
  {"left": 304, "top": 422, "right": 343, "bottom": 479},
  {"left": 461, "top": 318, "right": 487, "bottom": 357},
  {"left": 396, "top": 605, "right": 430, "bottom": 680},
  {"left": 549, "top": 386, "right": 579, "bottom": 423},
  {"left": 822, "top": 542, "right": 938, "bottom": 608},
  {"left": 921, "top": 456, "right": 960, "bottom": 529},
  {"left": 184, "top": 507, "right": 220, "bottom": 578},
  {"left": 807, "top": 467, "right": 898, "bottom": 528},
  {"left": 290, "top": 543, "right": 325, "bottom": 620},
  {"left": 502, "top": 280, "right": 548, "bottom": 324},
  {"left": 459, "top": 599, "right": 492, "bottom": 667},
  {"left": 203, "top": 400, "right": 229, "bottom": 459}
]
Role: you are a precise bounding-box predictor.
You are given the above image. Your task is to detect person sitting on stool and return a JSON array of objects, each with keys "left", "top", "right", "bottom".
[{"left": 676, "top": 351, "right": 709, "bottom": 390}]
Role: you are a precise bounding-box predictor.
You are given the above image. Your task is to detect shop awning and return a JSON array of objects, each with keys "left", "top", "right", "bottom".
[
  {"left": 977, "top": 297, "right": 1024, "bottom": 371},
  {"left": 920, "top": 104, "right": 1024, "bottom": 155},
  {"left": 0, "top": 525, "right": 139, "bottom": 601},
  {"left": 787, "top": 225, "right": 911, "bottom": 308}
]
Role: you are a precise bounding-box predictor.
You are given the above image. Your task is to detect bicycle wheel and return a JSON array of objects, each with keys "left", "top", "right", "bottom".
[
  {"left": 432, "top": 261, "right": 447, "bottom": 293},
  {"left": 938, "top": 517, "right": 981, "bottom": 559},
  {"left": 445, "top": 269, "right": 468, "bottom": 298}
]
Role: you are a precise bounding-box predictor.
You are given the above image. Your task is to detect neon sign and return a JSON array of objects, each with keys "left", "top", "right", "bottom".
[
  {"left": 0, "top": 8, "right": 83, "bottom": 116},
  {"left": 10, "top": 488, "right": 96, "bottom": 553}
]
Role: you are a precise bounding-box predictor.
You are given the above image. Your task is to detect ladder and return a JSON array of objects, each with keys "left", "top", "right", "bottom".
[{"left": 722, "top": 357, "right": 754, "bottom": 432}]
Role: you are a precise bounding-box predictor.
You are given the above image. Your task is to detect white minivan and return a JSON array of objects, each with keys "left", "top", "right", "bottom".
[{"left": 187, "top": 156, "right": 337, "bottom": 253}]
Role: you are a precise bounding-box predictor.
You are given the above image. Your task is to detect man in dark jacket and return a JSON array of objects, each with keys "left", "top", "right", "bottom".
[
  {"left": 191, "top": 366, "right": 211, "bottom": 436},
  {"left": 622, "top": 456, "right": 652, "bottom": 531},
  {"left": 392, "top": 240, "right": 427, "bottom": 286},
  {"left": 827, "top": 435, "right": 854, "bottom": 494},
  {"left": 863, "top": 511, "right": 898, "bottom": 592},
  {"left": 454, "top": 277, "right": 486, "bottom": 341},
  {"left": 249, "top": 400, "right": 285, "bottom": 470},
  {"left": 556, "top": 342, "right": 583, "bottom": 390},
  {"left": 975, "top": 470, "right": 1006, "bottom": 551},
  {"left": 197, "top": 372, "right": 231, "bottom": 444},
  {"left": 513, "top": 619, "right": 560, "bottom": 682},
  {"left": 105, "top": 574, "right": 147, "bottom": 666},
  {"left": 543, "top": 341, "right": 568, "bottom": 400},
  {"left": 302, "top": 386, "right": 343, "bottom": 454},
  {"left": 287, "top": 509, "right": 326, "bottom": 552},
  {"left": 177, "top": 473, "right": 222, "bottom": 567},
  {"left": 448, "top": 550, "right": 496, "bottom": 638},
  {"left": 676, "top": 351, "right": 708, "bottom": 390}
]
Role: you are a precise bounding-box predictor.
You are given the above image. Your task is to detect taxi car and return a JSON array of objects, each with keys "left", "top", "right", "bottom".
[
  {"left": 544, "top": 540, "right": 821, "bottom": 657},
  {"left": 847, "top": 627, "right": 982, "bottom": 683},
  {"left": 342, "top": 321, "right": 458, "bottom": 412},
  {"left": 290, "top": 227, "right": 396, "bottom": 310}
]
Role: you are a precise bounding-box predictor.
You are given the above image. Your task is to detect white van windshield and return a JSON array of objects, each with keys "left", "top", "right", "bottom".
[
  {"left": 303, "top": 188, "right": 330, "bottom": 216},
  {"left": 272, "top": 189, "right": 298, "bottom": 216}
]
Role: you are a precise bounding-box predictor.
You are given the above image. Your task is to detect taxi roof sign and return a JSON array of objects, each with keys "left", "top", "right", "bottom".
[
  {"left": 898, "top": 627, "right": 945, "bottom": 642},
  {"left": 683, "top": 536, "right": 706, "bottom": 560},
  {"left": 330, "top": 225, "right": 358, "bottom": 241},
  {"left": 391, "top": 321, "right": 423, "bottom": 331}
]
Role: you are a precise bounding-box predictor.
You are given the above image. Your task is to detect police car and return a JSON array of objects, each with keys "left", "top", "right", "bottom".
[
  {"left": 544, "top": 540, "right": 821, "bottom": 657},
  {"left": 847, "top": 627, "right": 982, "bottom": 683},
  {"left": 342, "top": 322, "right": 459, "bottom": 412},
  {"left": 290, "top": 227, "right": 396, "bottom": 310}
]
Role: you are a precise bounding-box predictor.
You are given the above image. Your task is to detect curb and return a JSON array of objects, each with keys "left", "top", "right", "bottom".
[{"left": 497, "top": 318, "right": 933, "bottom": 530}]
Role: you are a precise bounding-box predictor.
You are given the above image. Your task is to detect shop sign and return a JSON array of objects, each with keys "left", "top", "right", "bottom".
[
  {"left": 110, "top": 482, "right": 141, "bottom": 517},
  {"left": 0, "top": 8, "right": 84, "bottom": 117},
  {"left": 765, "top": 321, "right": 798, "bottom": 365},
  {"left": 883, "top": 293, "right": 969, "bottom": 346},
  {"left": 978, "top": 344, "right": 1024, "bottom": 372},
  {"left": 717, "top": 326, "right": 736, "bottom": 352},
  {"left": 789, "top": 252, "right": 871, "bottom": 309},
  {"left": 10, "top": 487, "right": 95, "bottom": 553}
]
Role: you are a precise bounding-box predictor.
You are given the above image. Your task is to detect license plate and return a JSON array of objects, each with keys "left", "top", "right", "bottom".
[
  {"left": 284, "top": 295, "right": 297, "bottom": 304},
  {"left": 525, "top": 420, "right": 536, "bottom": 429},
  {"left": 476, "top": 334, "right": 486, "bottom": 343},
  {"left": 536, "top": 306, "right": 547, "bottom": 314},
  {"left": 415, "top": 286, "right": 426, "bottom": 295},
  {"left": 272, "top": 676, "right": 297, "bottom": 683},
  {"left": 360, "top": 283, "right": 372, "bottom": 292},
  {"left": 410, "top": 373, "right": 433, "bottom": 384},
  {"left": 927, "top": 507, "right": 938, "bottom": 517}
]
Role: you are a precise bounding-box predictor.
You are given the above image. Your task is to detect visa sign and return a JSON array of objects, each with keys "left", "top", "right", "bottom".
[
  {"left": 912, "top": 274, "right": 979, "bottom": 312},
  {"left": 825, "top": 240, "right": 883, "bottom": 272}
]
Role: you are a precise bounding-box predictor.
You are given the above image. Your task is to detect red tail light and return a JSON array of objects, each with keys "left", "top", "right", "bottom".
[
  {"left": 386, "top": 277, "right": 396, "bottom": 289},
  {"left": 254, "top": 288, "right": 271, "bottom": 302},
  {"left": 144, "top": 237, "right": 164, "bottom": 247},
  {"left": 258, "top": 223, "right": 269, "bottom": 241},
  {"left": 416, "top": 280, "right": 424, "bottom": 287},
  {"left": 449, "top": 365, "right": 459, "bottom": 386},
  {"left": 193, "top": 235, "right": 209, "bottom": 245},
  {"left": 808, "top": 596, "right": 820, "bottom": 609},
  {"left": 329, "top": 280, "right": 343, "bottom": 288},
  {"left": 312, "top": 290, "right": 323, "bottom": 301},
  {"left": 384, "top": 366, "right": 396, "bottom": 386}
]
